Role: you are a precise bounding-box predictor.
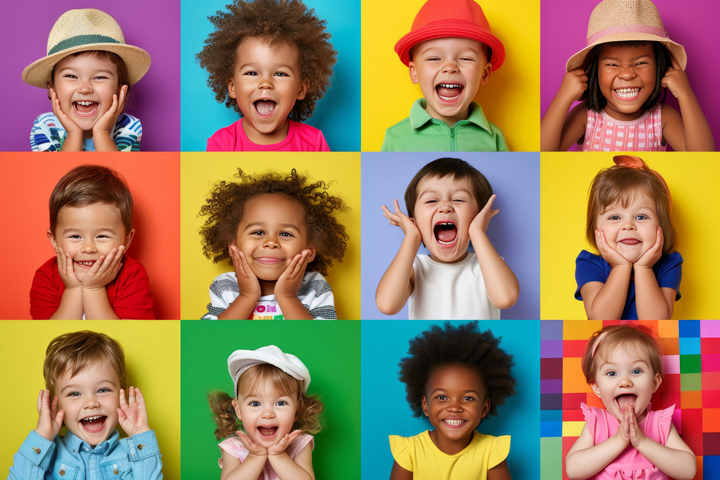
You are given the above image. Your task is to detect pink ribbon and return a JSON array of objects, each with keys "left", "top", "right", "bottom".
[{"left": 587, "top": 24, "right": 668, "bottom": 45}]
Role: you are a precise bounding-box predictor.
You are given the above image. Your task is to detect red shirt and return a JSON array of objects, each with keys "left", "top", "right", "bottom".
[{"left": 30, "top": 255, "right": 155, "bottom": 319}]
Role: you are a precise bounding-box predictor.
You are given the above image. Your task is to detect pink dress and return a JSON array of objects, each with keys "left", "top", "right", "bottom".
[
  {"left": 217, "top": 434, "right": 314, "bottom": 480},
  {"left": 581, "top": 403, "right": 675, "bottom": 480},
  {"left": 579, "top": 104, "right": 666, "bottom": 152},
  {"left": 207, "top": 119, "right": 330, "bottom": 151}
]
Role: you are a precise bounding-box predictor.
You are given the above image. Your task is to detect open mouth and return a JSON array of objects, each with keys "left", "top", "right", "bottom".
[
  {"left": 258, "top": 426, "right": 278, "bottom": 437},
  {"left": 75, "top": 260, "right": 96, "bottom": 268},
  {"left": 73, "top": 101, "right": 99, "bottom": 116},
  {"left": 434, "top": 222, "right": 458, "bottom": 245},
  {"left": 442, "top": 418, "right": 467, "bottom": 428},
  {"left": 80, "top": 415, "right": 107, "bottom": 433},
  {"left": 254, "top": 100, "right": 277, "bottom": 117},
  {"left": 614, "top": 87, "right": 640, "bottom": 101},
  {"left": 615, "top": 394, "right": 637, "bottom": 412},
  {"left": 436, "top": 83, "right": 464, "bottom": 101}
]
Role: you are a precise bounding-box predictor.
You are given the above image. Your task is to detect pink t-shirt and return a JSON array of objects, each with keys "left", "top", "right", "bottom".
[
  {"left": 217, "top": 434, "right": 314, "bottom": 480},
  {"left": 207, "top": 119, "right": 330, "bottom": 152},
  {"left": 580, "top": 104, "right": 666, "bottom": 152},
  {"left": 581, "top": 403, "right": 675, "bottom": 480}
]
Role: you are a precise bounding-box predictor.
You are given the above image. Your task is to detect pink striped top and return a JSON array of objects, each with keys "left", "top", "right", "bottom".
[{"left": 580, "top": 104, "right": 666, "bottom": 152}]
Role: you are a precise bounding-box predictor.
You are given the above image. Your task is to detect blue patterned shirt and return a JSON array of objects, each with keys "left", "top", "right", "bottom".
[{"left": 30, "top": 113, "right": 142, "bottom": 151}]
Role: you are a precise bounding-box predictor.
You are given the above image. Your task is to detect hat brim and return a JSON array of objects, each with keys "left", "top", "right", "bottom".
[
  {"left": 228, "top": 350, "right": 310, "bottom": 394},
  {"left": 566, "top": 34, "right": 686, "bottom": 72},
  {"left": 22, "top": 44, "right": 151, "bottom": 88},
  {"left": 395, "top": 22, "right": 505, "bottom": 72}
]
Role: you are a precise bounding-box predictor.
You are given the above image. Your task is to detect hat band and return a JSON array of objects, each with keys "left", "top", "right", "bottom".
[
  {"left": 586, "top": 24, "right": 667, "bottom": 46},
  {"left": 48, "top": 35, "right": 121, "bottom": 55}
]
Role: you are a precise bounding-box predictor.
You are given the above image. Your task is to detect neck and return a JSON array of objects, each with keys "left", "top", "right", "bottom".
[
  {"left": 428, "top": 429, "right": 474, "bottom": 456},
  {"left": 259, "top": 279, "right": 277, "bottom": 297}
]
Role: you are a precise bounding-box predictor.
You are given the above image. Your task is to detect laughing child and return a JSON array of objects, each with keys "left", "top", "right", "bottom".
[
  {"left": 197, "top": 0, "right": 336, "bottom": 151},
  {"left": 376, "top": 158, "right": 519, "bottom": 319},
  {"left": 30, "top": 165, "right": 154, "bottom": 319},
  {"left": 23, "top": 9, "right": 150, "bottom": 152},
  {"left": 8, "top": 330, "right": 163, "bottom": 479},
  {"left": 382, "top": 0, "right": 508, "bottom": 152}
]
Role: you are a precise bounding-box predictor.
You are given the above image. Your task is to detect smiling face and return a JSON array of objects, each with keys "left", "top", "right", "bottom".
[
  {"left": 55, "top": 361, "right": 121, "bottom": 446},
  {"left": 227, "top": 36, "right": 309, "bottom": 145},
  {"left": 591, "top": 344, "right": 662, "bottom": 422},
  {"left": 232, "top": 380, "right": 299, "bottom": 448},
  {"left": 597, "top": 43, "right": 657, "bottom": 121},
  {"left": 595, "top": 189, "right": 660, "bottom": 264},
  {"left": 409, "top": 37, "right": 491, "bottom": 126},
  {"left": 50, "top": 53, "right": 121, "bottom": 138},
  {"left": 48, "top": 203, "right": 134, "bottom": 282},
  {"left": 421, "top": 364, "right": 490, "bottom": 452}
]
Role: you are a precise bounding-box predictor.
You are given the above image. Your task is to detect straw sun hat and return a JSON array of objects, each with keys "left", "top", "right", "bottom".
[
  {"left": 566, "top": 0, "right": 686, "bottom": 73},
  {"left": 22, "top": 9, "right": 151, "bottom": 88}
]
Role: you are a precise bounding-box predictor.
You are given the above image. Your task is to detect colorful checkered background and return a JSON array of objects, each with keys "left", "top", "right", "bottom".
[{"left": 540, "top": 320, "right": 720, "bottom": 480}]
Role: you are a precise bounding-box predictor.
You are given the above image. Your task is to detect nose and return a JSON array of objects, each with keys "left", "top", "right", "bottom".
[
  {"left": 77, "top": 79, "right": 94, "bottom": 94},
  {"left": 441, "top": 59, "right": 459, "bottom": 74},
  {"left": 621, "top": 219, "right": 636, "bottom": 231},
  {"left": 258, "top": 74, "right": 274, "bottom": 90},
  {"left": 261, "top": 405, "right": 275, "bottom": 418},
  {"left": 81, "top": 239, "right": 98, "bottom": 254},
  {"left": 446, "top": 399, "right": 463, "bottom": 413},
  {"left": 619, "top": 375, "right": 633, "bottom": 388},
  {"left": 618, "top": 65, "right": 637, "bottom": 80},
  {"left": 84, "top": 394, "right": 100, "bottom": 409},
  {"left": 438, "top": 199, "right": 454, "bottom": 213},
  {"left": 263, "top": 234, "right": 280, "bottom": 248}
]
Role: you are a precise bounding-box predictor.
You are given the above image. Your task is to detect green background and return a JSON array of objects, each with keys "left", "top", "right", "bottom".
[{"left": 181, "top": 321, "right": 361, "bottom": 478}]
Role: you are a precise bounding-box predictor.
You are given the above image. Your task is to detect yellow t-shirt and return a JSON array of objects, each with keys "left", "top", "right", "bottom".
[{"left": 389, "top": 430, "right": 510, "bottom": 480}]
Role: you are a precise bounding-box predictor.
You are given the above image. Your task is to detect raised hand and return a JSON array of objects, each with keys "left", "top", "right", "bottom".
[
  {"left": 268, "top": 429, "right": 302, "bottom": 456},
  {"left": 229, "top": 244, "right": 262, "bottom": 300},
  {"left": 622, "top": 402, "right": 648, "bottom": 448},
  {"left": 82, "top": 246, "right": 124, "bottom": 290},
  {"left": 558, "top": 68, "right": 589, "bottom": 103},
  {"left": 381, "top": 199, "right": 421, "bottom": 241},
  {"left": 274, "top": 250, "right": 312, "bottom": 299},
  {"left": 55, "top": 246, "right": 82, "bottom": 289},
  {"left": 635, "top": 227, "right": 663, "bottom": 269},
  {"left": 236, "top": 430, "right": 268, "bottom": 458},
  {"left": 595, "top": 230, "right": 631, "bottom": 268},
  {"left": 49, "top": 87, "right": 83, "bottom": 137},
  {"left": 117, "top": 387, "right": 150, "bottom": 437},
  {"left": 35, "top": 389, "right": 65, "bottom": 441},
  {"left": 93, "top": 85, "right": 127, "bottom": 136},
  {"left": 469, "top": 194, "right": 499, "bottom": 235},
  {"left": 661, "top": 54, "right": 692, "bottom": 101}
]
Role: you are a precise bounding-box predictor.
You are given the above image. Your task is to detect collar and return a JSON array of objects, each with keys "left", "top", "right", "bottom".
[
  {"left": 409, "top": 99, "right": 491, "bottom": 132},
  {"left": 63, "top": 429, "right": 120, "bottom": 454}
]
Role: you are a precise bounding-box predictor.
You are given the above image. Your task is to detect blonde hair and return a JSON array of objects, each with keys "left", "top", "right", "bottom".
[
  {"left": 44, "top": 331, "right": 127, "bottom": 398},
  {"left": 209, "top": 363, "right": 323, "bottom": 440},
  {"left": 586, "top": 163, "right": 675, "bottom": 255},
  {"left": 581, "top": 324, "right": 663, "bottom": 385}
]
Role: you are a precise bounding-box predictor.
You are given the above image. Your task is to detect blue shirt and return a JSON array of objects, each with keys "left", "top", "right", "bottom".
[
  {"left": 30, "top": 113, "right": 142, "bottom": 152},
  {"left": 8, "top": 429, "right": 162, "bottom": 479}
]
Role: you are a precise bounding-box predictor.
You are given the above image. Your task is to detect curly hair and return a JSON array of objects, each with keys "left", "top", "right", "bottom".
[
  {"left": 196, "top": 0, "right": 337, "bottom": 121},
  {"left": 199, "top": 168, "right": 348, "bottom": 276},
  {"left": 398, "top": 322, "right": 516, "bottom": 423}
]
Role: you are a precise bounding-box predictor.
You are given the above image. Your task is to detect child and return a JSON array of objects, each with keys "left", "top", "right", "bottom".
[
  {"left": 30, "top": 165, "right": 154, "bottom": 319},
  {"left": 8, "top": 330, "right": 162, "bottom": 479},
  {"left": 199, "top": 168, "right": 348, "bottom": 319},
  {"left": 23, "top": 9, "right": 150, "bottom": 152},
  {"left": 390, "top": 322, "right": 515, "bottom": 480},
  {"left": 541, "top": 0, "right": 714, "bottom": 152},
  {"left": 566, "top": 324, "right": 696, "bottom": 479},
  {"left": 209, "top": 345, "right": 322, "bottom": 479},
  {"left": 575, "top": 156, "right": 681, "bottom": 320},
  {"left": 197, "top": 0, "right": 336, "bottom": 151},
  {"left": 376, "top": 157, "right": 519, "bottom": 319},
  {"left": 381, "top": 0, "right": 507, "bottom": 152}
]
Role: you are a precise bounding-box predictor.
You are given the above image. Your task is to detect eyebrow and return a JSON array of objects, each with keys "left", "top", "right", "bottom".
[
  {"left": 60, "top": 379, "right": 118, "bottom": 394},
  {"left": 598, "top": 358, "right": 650, "bottom": 370},
  {"left": 244, "top": 222, "right": 301, "bottom": 232},
  {"left": 62, "top": 227, "right": 117, "bottom": 235},
  {"left": 240, "top": 62, "right": 297, "bottom": 72},
  {"left": 600, "top": 54, "right": 653, "bottom": 62},
  {"left": 418, "top": 188, "right": 472, "bottom": 199},
  {"left": 430, "top": 388, "right": 481, "bottom": 396}
]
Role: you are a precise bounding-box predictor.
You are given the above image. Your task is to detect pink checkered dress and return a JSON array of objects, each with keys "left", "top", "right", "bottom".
[{"left": 580, "top": 104, "right": 666, "bottom": 152}]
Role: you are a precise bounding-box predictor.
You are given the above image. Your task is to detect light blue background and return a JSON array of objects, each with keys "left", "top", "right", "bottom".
[
  {"left": 361, "top": 321, "right": 540, "bottom": 479},
  {"left": 361, "top": 152, "right": 540, "bottom": 319},
  {"left": 180, "top": 0, "right": 360, "bottom": 151}
]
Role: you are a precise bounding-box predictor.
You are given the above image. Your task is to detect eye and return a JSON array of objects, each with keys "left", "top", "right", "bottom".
[
  {"left": 274, "top": 71, "right": 289, "bottom": 77},
  {"left": 452, "top": 198, "right": 466, "bottom": 203},
  {"left": 463, "top": 396, "right": 476, "bottom": 402},
  {"left": 98, "top": 388, "right": 111, "bottom": 394},
  {"left": 459, "top": 57, "right": 475, "bottom": 62},
  {"left": 279, "top": 231, "right": 294, "bottom": 238},
  {"left": 606, "top": 370, "right": 617, "bottom": 377},
  {"left": 632, "top": 368, "right": 642, "bottom": 375},
  {"left": 435, "top": 394, "right": 448, "bottom": 401},
  {"left": 276, "top": 400, "right": 289, "bottom": 406},
  {"left": 69, "top": 234, "right": 81, "bottom": 239},
  {"left": 635, "top": 214, "right": 649, "bottom": 221},
  {"left": 250, "top": 230, "right": 265, "bottom": 236},
  {"left": 63, "top": 74, "right": 78, "bottom": 79},
  {"left": 249, "top": 401, "right": 261, "bottom": 407},
  {"left": 67, "top": 392, "right": 80, "bottom": 397},
  {"left": 608, "top": 215, "right": 621, "bottom": 221},
  {"left": 243, "top": 71, "right": 258, "bottom": 76},
  {"left": 425, "top": 199, "right": 438, "bottom": 204}
]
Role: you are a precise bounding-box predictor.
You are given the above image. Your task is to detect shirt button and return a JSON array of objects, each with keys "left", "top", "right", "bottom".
[
  {"left": 138, "top": 444, "right": 145, "bottom": 450},
  {"left": 32, "top": 447, "right": 41, "bottom": 454},
  {"left": 114, "top": 469, "right": 119, "bottom": 475},
  {"left": 59, "top": 469, "right": 65, "bottom": 476}
]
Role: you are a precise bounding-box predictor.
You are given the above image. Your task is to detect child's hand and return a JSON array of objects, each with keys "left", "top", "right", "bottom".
[
  {"left": 382, "top": 199, "right": 421, "bottom": 241},
  {"left": 93, "top": 85, "right": 127, "bottom": 136},
  {"left": 55, "top": 246, "right": 82, "bottom": 289},
  {"left": 236, "top": 430, "right": 268, "bottom": 458},
  {"left": 117, "top": 387, "right": 151, "bottom": 437},
  {"left": 622, "top": 402, "right": 648, "bottom": 449},
  {"left": 661, "top": 55, "right": 692, "bottom": 101},
  {"left": 229, "top": 244, "right": 262, "bottom": 301},
  {"left": 35, "top": 389, "right": 65, "bottom": 442},
  {"left": 558, "top": 68, "right": 589, "bottom": 103},
  {"left": 49, "top": 87, "right": 83, "bottom": 137},
  {"left": 635, "top": 227, "right": 663, "bottom": 269},
  {"left": 268, "top": 429, "right": 302, "bottom": 456},
  {"left": 469, "top": 194, "right": 499, "bottom": 236},
  {"left": 81, "top": 246, "right": 124, "bottom": 290},
  {"left": 274, "top": 250, "right": 312, "bottom": 299},
  {"left": 595, "top": 230, "right": 631, "bottom": 268}
]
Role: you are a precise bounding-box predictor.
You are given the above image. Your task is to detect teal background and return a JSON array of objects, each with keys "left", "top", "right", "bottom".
[
  {"left": 180, "top": 0, "right": 361, "bottom": 151},
  {"left": 181, "top": 321, "right": 361, "bottom": 478},
  {"left": 361, "top": 321, "right": 540, "bottom": 479}
]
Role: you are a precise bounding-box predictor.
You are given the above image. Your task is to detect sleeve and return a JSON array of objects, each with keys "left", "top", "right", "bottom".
[
  {"left": 488, "top": 435, "right": 511, "bottom": 469},
  {"left": 301, "top": 274, "right": 336, "bottom": 319},
  {"left": 30, "top": 114, "right": 64, "bottom": 151},
  {"left": 656, "top": 404, "right": 676, "bottom": 446},
  {"left": 656, "top": 252, "right": 682, "bottom": 300},
  {"left": 119, "top": 430, "right": 163, "bottom": 479},
  {"left": 218, "top": 436, "right": 248, "bottom": 467},
  {"left": 8, "top": 430, "right": 56, "bottom": 479},
  {"left": 201, "top": 274, "right": 240, "bottom": 320},
  {"left": 287, "top": 434, "right": 314, "bottom": 458},
  {"left": 316, "top": 131, "right": 331, "bottom": 151},
  {"left": 497, "top": 130, "right": 509, "bottom": 152},
  {"left": 575, "top": 251, "right": 609, "bottom": 300},
  {"left": 112, "top": 262, "right": 155, "bottom": 319},
  {"left": 113, "top": 114, "right": 142, "bottom": 152},
  {"left": 388, "top": 435, "right": 413, "bottom": 472},
  {"left": 29, "top": 265, "right": 62, "bottom": 320},
  {"left": 580, "top": 402, "right": 597, "bottom": 440},
  {"left": 207, "top": 126, "right": 232, "bottom": 151}
]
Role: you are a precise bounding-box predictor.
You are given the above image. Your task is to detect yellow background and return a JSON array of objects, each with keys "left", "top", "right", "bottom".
[
  {"left": 361, "top": 0, "right": 540, "bottom": 151},
  {"left": 0, "top": 321, "right": 180, "bottom": 478},
  {"left": 541, "top": 153, "right": 720, "bottom": 319},
  {"left": 181, "top": 153, "right": 361, "bottom": 319}
]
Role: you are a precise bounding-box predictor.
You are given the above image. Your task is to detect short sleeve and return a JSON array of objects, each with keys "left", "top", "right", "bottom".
[
  {"left": 656, "top": 404, "right": 676, "bottom": 445},
  {"left": 29, "top": 263, "right": 62, "bottom": 319},
  {"left": 316, "top": 131, "right": 330, "bottom": 151},
  {"left": 497, "top": 131, "right": 509, "bottom": 152},
  {"left": 286, "top": 434, "right": 314, "bottom": 458},
  {"left": 580, "top": 402, "right": 598, "bottom": 439},
  {"left": 30, "top": 113, "right": 64, "bottom": 151},
  {"left": 112, "top": 262, "right": 155, "bottom": 319},
  {"left": 113, "top": 114, "right": 142, "bottom": 151},
  {"left": 202, "top": 272, "right": 240, "bottom": 320},
  {"left": 389, "top": 435, "right": 413, "bottom": 472},
  {"left": 575, "top": 251, "right": 609, "bottom": 300},
  {"left": 207, "top": 125, "right": 233, "bottom": 151},
  {"left": 656, "top": 252, "right": 682, "bottom": 300},
  {"left": 300, "top": 273, "right": 336, "bottom": 319},
  {"left": 488, "top": 435, "right": 511, "bottom": 469},
  {"left": 218, "top": 436, "right": 248, "bottom": 468}
]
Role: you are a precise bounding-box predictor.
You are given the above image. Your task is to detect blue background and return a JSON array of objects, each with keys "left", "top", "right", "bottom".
[
  {"left": 361, "top": 320, "right": 541, "bottom": 479},
  {"left": 361, "top": 152, "right": 540, "bottom": 319},
  {"left": 180, "top": 0, "right": 360, "bottom": 151}
]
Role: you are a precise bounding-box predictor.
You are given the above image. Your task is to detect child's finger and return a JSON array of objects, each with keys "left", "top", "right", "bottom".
[
  {"left": 117, "top": 407, "right": 127, "bottom": 424},
  {"left": 119, "top": 388, "right": 128, "bottom": 409},
  {"left": 50, "top": 395, "right": 59, "bottom": 418},
  {"left": 37, "top": 389, "right": 45, "bottom": 414},
  {"left": 668, "top": 52, "right": 679, "bottom": 70},
  {"left": 481, "top": 194, "right": 497, "bottom": 212},
  {"left": 128, "top": 386, "right": 136, "bottom": 405},
  {"left": 134, "top": 387, "right": 145, "bottom": 405},
  {"left": 55, "top": 409, "right": 65, "bottom": 427}
]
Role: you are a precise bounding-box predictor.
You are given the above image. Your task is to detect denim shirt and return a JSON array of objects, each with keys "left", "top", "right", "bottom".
[{"left": 8, "top": 429, "right": 162, "bottom": 479}]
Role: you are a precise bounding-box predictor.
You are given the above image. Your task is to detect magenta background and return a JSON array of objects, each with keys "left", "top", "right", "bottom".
[
  {"left": 541, "top": 0, "right": 720, "bottom": 151},
  {"left": 0, "top": 0, "right": 180, "bottom": 151}
]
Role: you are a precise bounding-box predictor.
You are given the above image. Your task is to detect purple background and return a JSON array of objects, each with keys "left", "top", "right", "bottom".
[
  {"left": 361, "top": 152, "right": 540, "bottom": 320},
  {"left": 541, "top": 0, "right": 720, "bottom": 151},
  {"left": 0, "top": 0, "right": 180, "bottom": 151}
]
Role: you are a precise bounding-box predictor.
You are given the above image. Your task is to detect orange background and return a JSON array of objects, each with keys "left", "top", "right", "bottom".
[{"left": 0, "top": 152, "right": 180, "bottom": 319}]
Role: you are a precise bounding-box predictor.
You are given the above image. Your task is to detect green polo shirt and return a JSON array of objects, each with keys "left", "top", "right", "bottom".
[{"left": 381, "top": 99, "right": 509, "bottom": 152}]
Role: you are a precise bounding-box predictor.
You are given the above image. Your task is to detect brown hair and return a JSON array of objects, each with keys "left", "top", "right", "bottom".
[
  {"left": 50, "top": 51, "right": 132, "bottom": 102},
  {"left": 585, "top": 162, "right": 675, "bottom": 255},
  {"left": 44, "top": 331, "right": 127, "bottom": 398},
  {"left": 49, "top": 165, "right": 134, "bottom": 237},
  {"left": 581, "top": 324, "right": 663, "bottom": 385},
  {"left": 209, "top": 363, "right": 324, "bottom": 440},
  {"left": 404, "top": 157, "right": 493, "bottom": 219}
]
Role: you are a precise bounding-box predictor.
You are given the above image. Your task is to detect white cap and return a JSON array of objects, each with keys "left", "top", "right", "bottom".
[{"left": 228, "top": 345, "right": 311, "bottom": 395}]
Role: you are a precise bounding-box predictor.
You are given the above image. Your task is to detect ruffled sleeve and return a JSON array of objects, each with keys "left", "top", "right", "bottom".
[
  {"left": 655, "top": 404, "right": 676, "bottom": 446},
  {"left": 389, "top": 435, "right": 413, "bottom": 472},
  {"left": 286, "top": 434, "right": 314, "bottom": 458},
  {"left": 581, "top": 402, "right": 598, "bottom": 439},
  {"left": 217, "top": 436, "right": 248, "bottom": 468},
  {"left": 488, "top": 435, "right": 511, "bottom": 469}
]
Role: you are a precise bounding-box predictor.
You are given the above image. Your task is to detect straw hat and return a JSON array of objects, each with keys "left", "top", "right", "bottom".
[
  {"left": 395, "top": 0, "right": 505, "bottom": 72},
  {"left": 22, "top": 9, "right": 151, "bottom": 88},
  {"left": 566, "top": 0, "right": 686, "bottom": 72}
]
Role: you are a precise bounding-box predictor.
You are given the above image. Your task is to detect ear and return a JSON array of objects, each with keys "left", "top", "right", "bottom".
[
  {"left": 480, "top": 398, "right": 491, "bottom": 419},
  {"left": 652, "top": 373, "right": 662, "bottom": 393},
  {"left": 306, "top": 244, "right": 316, "bottom": 263},
  {"left": 227, "top": 78, "right": 237, "bottom": 99},
  {"left": 479, "top": 62, "right": 492, "bottom": 86},
  {"left": 123, "top": 228, "right": 136, "bottom": 251},
  {"left": 408, "top": 63, "right": 419, "bottom": 84},
  {"left": 46, "top": 82, "right": 54, "bottom": 100},
  {"left": 296, "top": 80, "right": 309, "bottom": 101},
  {"left": 421, "top": 396, "right": 429, "bottom": 417},
  {"left": 47, "top": 228, "right": 57, "bottom": 248},
  {"left": 232, "top": 398, "right": 242, "bottom": 421},
  {"left": 590, "top": 381, "right": 601, "bottom": 398}
]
